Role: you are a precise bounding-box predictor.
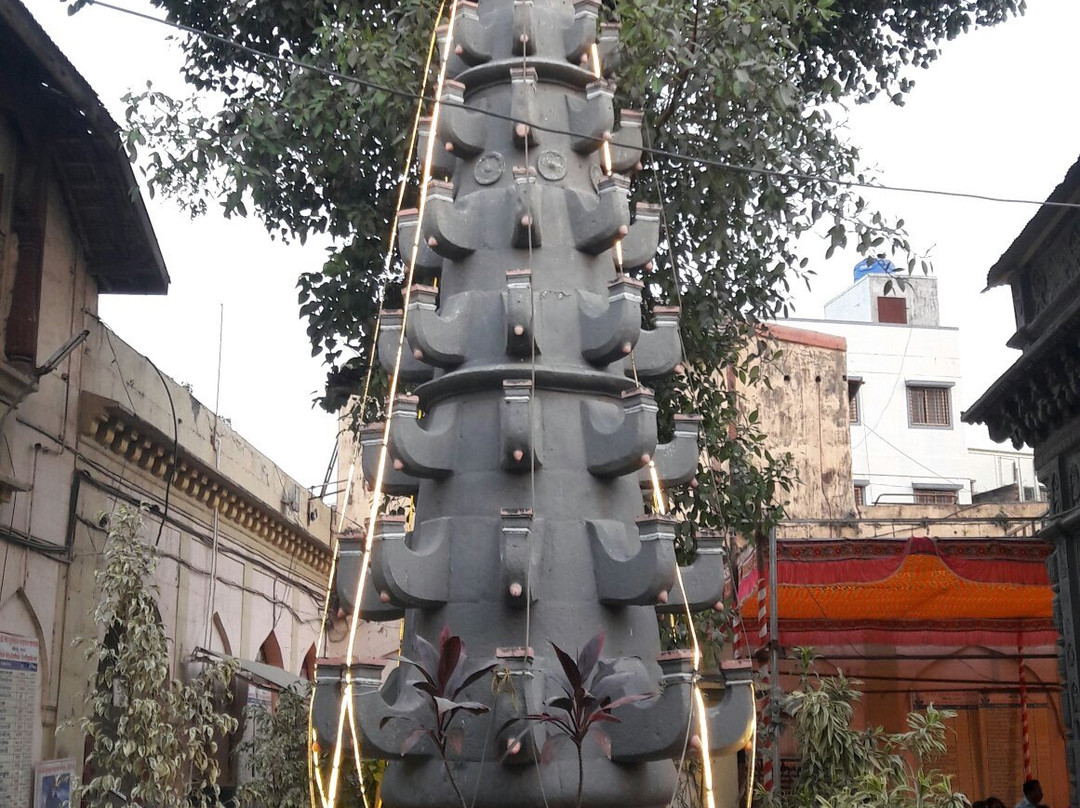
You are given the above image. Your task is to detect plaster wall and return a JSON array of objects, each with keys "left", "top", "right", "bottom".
[
  {"left": 0, "top": 123, "right": 340, "bottom": 798},
  {"left": 824, "top": 274, "right": 941, "bottom": 326},
  {"left": 746, "top": 326, "right": 854, "bottom": 520},
  {"left": 968, "top": 444, "right": 1042, "bottom": 501},
  {"left": 786, "top": 317, "right": 972, "bottom": 506}
]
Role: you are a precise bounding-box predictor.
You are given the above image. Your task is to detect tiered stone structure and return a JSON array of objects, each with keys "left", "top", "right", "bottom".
[{"left": 313, "top": 2, "right": 755, "bottom": 806}]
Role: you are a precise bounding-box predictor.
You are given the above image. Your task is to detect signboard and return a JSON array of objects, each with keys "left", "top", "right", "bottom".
[
  {"left": 0, "top": 631, "right": 39, "bottom": 806},
  {"left": 34, "top": 759, "right": 75, "bottom": 808},
  {"left": 779, "top": 757, "right": 800, "bottom": 795}
]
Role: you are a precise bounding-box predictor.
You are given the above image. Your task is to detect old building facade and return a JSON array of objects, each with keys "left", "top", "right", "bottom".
[
  {"left": 743, "top": 322, "right": 1062, "bottom": 805},
  {"left": 0, "top": 2, "right": 335, "bottom": 803},
  {"left": 966, "top": 156, "right": 1080, "bottom": 808}
]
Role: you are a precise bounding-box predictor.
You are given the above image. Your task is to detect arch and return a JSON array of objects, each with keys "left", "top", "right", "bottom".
[
  {"left": 209, "top": 613, "right": 232, "bottom": 657},
  {"left": 300, "top": 644, "right": 317, "bottom": 680},
  {"left": 0, "top": 586, "right": 48, "bottom": 697},
  {"left": 258, "top": 630, "right": 283, "bottom": 669}
]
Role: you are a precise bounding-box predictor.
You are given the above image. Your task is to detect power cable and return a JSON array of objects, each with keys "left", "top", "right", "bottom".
[
  {"left": 80, "top": 0, "right": 1080, "bottom": 213},
  {"left": 861, "top": 420, "right": 970, "bottom": 487}
]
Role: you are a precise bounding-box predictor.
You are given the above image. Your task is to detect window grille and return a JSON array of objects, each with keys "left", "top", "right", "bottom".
[
  {"left": 908, "top": 385, "right": 950, "bottom": 427},
  {"left": 913, "top": 487, "right": 957, "bottom": 505}
]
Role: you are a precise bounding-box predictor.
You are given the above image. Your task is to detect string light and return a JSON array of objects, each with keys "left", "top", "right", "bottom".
[
  {"left": 346, "top": 682, "right": 372, "bottom": 808},
  {"left": 745, "top": 692, "right": 757, "bottom": 808},
  {"left": 309, "top": 3, "right": 453, "bottom": 806},
  {"left": 321, "top": 1, "right": 462, "bottom": 804},
  {"left": 78, "top": 0, "right": 748, "bottom": 800},
  {"left": 645, "top": 470, "right": 719, "bottom": 808},
  {"left": 589, "top": 43, "right": 625, "bottom": 272}
]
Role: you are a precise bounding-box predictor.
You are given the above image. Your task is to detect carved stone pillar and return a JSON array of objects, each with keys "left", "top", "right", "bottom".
[{"left": 313, "top": 4, "right": 754, "bottom": 807}]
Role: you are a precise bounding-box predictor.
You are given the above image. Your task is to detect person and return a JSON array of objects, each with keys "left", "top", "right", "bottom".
[
  {"left": 985, "top": 798, "right": 1006, "bottom": 808},
  {"left": 972, "top": 801, "right": 987, "bottom": 808},
  {"left": 1016, "top": 780, "right": 1043, "bottom": 808}
]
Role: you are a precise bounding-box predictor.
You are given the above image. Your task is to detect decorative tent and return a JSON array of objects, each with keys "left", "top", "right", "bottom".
[{"left": 738, "top": 536, "right": 1054, "bottom": 648}]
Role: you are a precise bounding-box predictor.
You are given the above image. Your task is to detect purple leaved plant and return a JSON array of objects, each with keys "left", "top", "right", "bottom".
[
  {"left": 506, "top": 632, "right": 653, "bottom": 808},
  {"left": 382, "top": 627, "right": 496, "bottom": 808}
]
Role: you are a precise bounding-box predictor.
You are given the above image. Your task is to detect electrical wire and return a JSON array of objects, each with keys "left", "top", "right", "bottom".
[
  {"left": 861, "top": 420, "right": 972, "bottom": 488},
  {"left": 78, "top": 0, "right": 1080, "bottom": 214}
]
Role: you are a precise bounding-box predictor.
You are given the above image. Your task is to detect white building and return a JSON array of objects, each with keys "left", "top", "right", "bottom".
[{"left": 784, "top": 267, "right": 1039, "bottom": 507}]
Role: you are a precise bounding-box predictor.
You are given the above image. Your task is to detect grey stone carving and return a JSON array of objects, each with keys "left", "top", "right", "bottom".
[{"left": 315, "top": 3, "right": 754, "bottom": 806}]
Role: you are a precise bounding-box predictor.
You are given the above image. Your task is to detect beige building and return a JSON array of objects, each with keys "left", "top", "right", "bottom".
[
  {"left": 740, "top": 322, "right": 1062, "bottom": 806},
  {"left": 0, "top": 2, "right": 336, "bottom": 802}
]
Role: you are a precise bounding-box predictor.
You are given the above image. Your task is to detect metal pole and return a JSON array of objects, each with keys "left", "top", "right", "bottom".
[
  {"left": 768, "top": 525, "right": 781, "bottom": 786},
  {"left": 204, "top": 304, "right": 224, "bottom": 649}
]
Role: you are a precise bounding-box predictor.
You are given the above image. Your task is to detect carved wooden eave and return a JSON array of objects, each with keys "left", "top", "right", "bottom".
[
  {"left": 0, "top": 0, "right": 169, "bottom": 294},
  {"left": 965, "top": 157, "right": 1080, "bottom": 449},
  {"left": 78, "top": 391, "right": 331, "bottom": 573},
  {"left": 964, "top": 306, "right": 1080, "bottom": 449},
  {"left": 965, "top": 156, "right": 1080, "bottom": 449}
]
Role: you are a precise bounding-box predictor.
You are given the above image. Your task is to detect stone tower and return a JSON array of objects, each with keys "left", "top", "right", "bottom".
[{"left": 313, "top": 2, "right": 756, "bottom": 806}]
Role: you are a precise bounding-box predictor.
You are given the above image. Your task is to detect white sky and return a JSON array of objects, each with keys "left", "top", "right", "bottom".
[{"left": 23, "top": 0, "right": 1080, "bottom": 488}]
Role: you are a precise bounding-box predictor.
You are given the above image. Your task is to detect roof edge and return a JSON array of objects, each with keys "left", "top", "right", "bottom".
[{"left": 0, "top": 0, "right": 169, "bottom": 293}]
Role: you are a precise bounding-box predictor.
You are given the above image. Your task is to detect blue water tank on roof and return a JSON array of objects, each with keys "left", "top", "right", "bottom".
[{"left": 854, "top": 256, "right": 896, "bottom": 281}]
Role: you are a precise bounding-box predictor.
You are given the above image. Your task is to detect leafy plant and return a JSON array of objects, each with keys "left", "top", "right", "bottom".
[
  {"left": 385, "top": 627, "right": 497, "bottom": 808},
  {"left": 237, "top": 683, "right": 309, "bottom": 807},
  {"left": 237, "top": 681, "right": 383, "bottom": 807},
  {"left": 75, "top": 504, "right": 239, "bottom": 808},
  {"left": 757, "top": 648, "right": 967, "bottom": 808},
  {"left": 507, "top": 632, "right": 653, "bottom": 808}
]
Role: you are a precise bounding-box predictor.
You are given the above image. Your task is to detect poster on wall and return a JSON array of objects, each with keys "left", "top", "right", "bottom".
[
  {"left": 34, "top": 759, "right": 75, "bottom": 808},
  {"left": 0, "top": 631, "right": 39, "bottom": 806}
]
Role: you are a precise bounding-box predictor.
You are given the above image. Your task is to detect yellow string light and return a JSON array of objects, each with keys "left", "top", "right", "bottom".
[
  {"left": 310, "top": 2, "right": 452, "bottom": 806},
  {"left": 651, "top": 451, "right": 717, "bottom": 808},
  {"left": 745, "top": 683, "right": 757, "bottom": 808},
  {"left": 589, "top": 32, "right": 720, "bottom": 808},
  {"left": 322, "top": 1, "right": 462, "bottom": 804},
  {"left": 589, "top": 42, "right": 624, "bottom": 272},
  {"left": 346, "top": 682, "right": 372, "bottom": 808},
  {"left": 589, "top": 43, "right": 615, "bottom": 175},
  {"left": 590, "top": 33, "right": 713, "bottom": 807}
]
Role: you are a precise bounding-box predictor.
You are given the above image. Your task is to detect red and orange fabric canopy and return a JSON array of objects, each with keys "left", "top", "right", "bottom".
[{"left": 738, "top": 537, "right": 1054, "bottom": 647}]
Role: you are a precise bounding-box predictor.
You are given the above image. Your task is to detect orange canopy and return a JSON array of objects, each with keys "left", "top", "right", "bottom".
[{"left": 738, "top": 537, "right": 1054, "bottom": 648}]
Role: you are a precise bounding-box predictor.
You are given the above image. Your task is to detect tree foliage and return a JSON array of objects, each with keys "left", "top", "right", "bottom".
[
  {"left": 76, "top": 504, "right": 238, "bottom": 808},
  {"left": 236, "top": 685, "right": 311, "bottom": 808},
  {"left": 758, "top": 649, "right": 967, "bottom": 808},
  {"left": 77, "top": 0, "right": 1022, "bottom": 599},
  {"left": 237, "top": 682, "right": 380, "bottom": 808}
]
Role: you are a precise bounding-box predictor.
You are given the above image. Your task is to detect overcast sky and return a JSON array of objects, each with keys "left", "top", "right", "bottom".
[{"left": 24, "top": 0, "right": 1080, "bottom": 490}]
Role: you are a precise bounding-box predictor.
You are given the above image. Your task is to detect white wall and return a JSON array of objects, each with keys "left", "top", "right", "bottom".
[
  {"left": 824, "top": 275, "right": 940, "bottom": 327},
  {"left": 785, "top": 317, "right": 972, "bottom": 505},
  {"left": 966, "top": 435, "right": 1042, "bottom": 501}
]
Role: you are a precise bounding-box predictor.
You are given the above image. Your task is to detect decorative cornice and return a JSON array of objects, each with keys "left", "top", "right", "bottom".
[
  {"left": 78, "top": 391, "right": 331, "bottom": 574},
  {"left": 964, "top": 307, "right": 1080, "bottom": 448}
]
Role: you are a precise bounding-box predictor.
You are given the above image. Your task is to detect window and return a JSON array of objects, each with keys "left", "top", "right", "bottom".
[
  {"left": 913, "top": 487, "right": 958, "bottom": 505},
  {"left": 908, "top": 385, "right": 951, "bottom": 427},
  {"left": 848, "top": 380, "right": 862, "bottom": 424},
  {"left": 853, "top": 485, "right": 866, "bottom": 506},
  {"left": 877, "top": 296, "right": 907, "bottom": 324}
]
